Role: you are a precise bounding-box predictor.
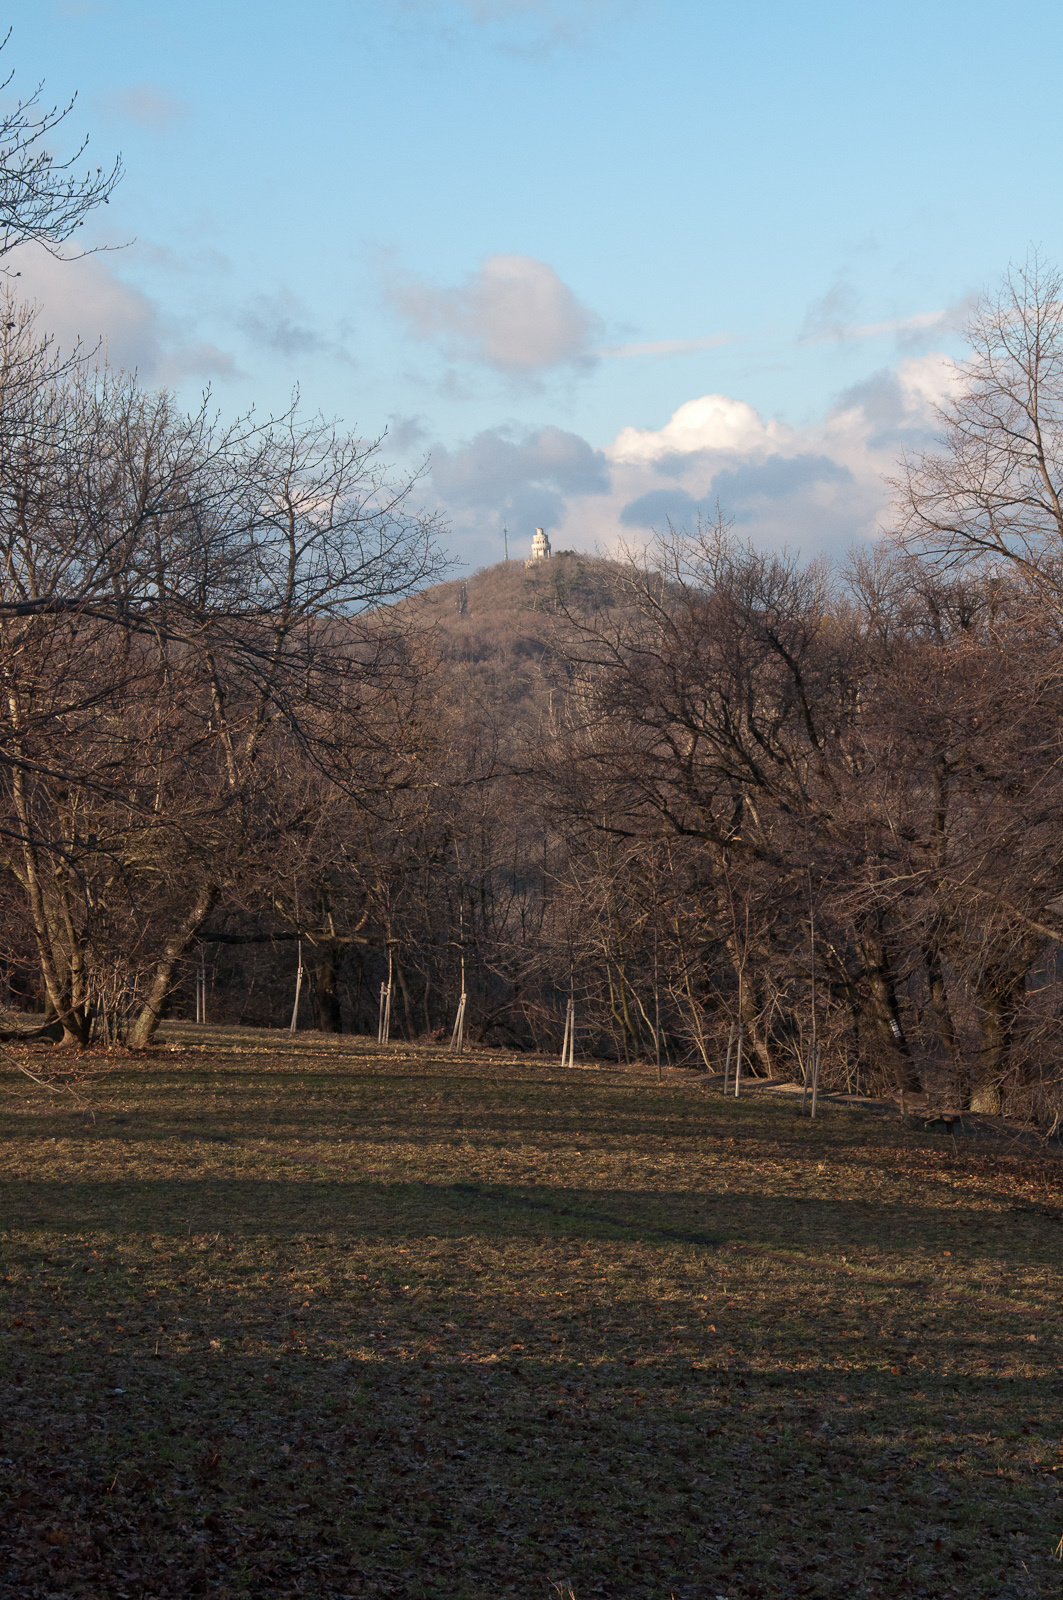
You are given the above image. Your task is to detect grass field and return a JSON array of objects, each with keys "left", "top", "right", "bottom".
[{"left": 1, "top": 1027, "right": 1061, "bottom": 1599}]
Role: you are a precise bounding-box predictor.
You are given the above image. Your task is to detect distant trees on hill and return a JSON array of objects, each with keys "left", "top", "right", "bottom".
[{"left": 3, "top": 258, "right": 1063, "bottom": 1129}]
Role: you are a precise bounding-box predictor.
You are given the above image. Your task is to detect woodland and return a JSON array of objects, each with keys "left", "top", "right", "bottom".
[
  {"left": 5, "top": 260, "right": 1063, "bottom": 1134},
  {"left": 3, "top": 49, "right": 1063, "bottom": 1124}
]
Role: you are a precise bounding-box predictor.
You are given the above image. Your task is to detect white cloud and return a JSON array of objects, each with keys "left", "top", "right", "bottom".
[
  {"left": 800, "top": 271, "right": 972, "bottom": 350},
  {"left": 847, "top": 310, "right": 947, "bottom": 340},
  {"left": 388, "top": 252, "right": 601, "bottom": 373},
  {"left": 6, "top": 243, "right": 235, "bottom": 383},
  {"left": 804, "top": 305, "right": 952, "bottom": 344},
  {"left": 609, "top": 394, "right": 788, "bottom": 465},
  {"left": 9, "top": 243, "right": 163, "bottom": 373},
  {"left": 895, "top": 351, "right": 963, "bottom": 410},
  {"left": 587, "top": 357, "right": 957, "bottom": 557}
]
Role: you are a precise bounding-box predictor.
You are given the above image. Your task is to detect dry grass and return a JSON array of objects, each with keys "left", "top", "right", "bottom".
[{"left": 1, "top": 1026, "right": 1061, "bottom": 1598}]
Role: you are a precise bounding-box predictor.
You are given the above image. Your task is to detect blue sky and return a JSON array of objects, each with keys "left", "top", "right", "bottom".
[{"left": 10, "top": 0, "right": 1063, "bottom": 568}]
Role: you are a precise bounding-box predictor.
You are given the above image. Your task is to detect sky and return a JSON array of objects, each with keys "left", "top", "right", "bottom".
[{"left": 6, "top": 0, "right": 1063, "bottom": 570}]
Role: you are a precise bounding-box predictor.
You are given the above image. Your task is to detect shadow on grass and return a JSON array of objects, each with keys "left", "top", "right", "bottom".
[
  {"left": 0, "top": 1312, "right": 1055, "bottom": 1600},
  {"left": 0, "top": 1174, "right": 1055, "bottom": 1267}
]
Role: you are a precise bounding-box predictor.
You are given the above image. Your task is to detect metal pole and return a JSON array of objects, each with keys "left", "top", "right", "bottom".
[
  {"left": 734, "top": 1023, "right": 744, "bottom": 1098},
  {"left": 810, "top": 1043, "right": 821, "bottom": 1120}
]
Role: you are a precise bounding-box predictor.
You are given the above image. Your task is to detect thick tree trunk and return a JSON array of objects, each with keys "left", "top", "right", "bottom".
[
  {"left": 314, "top": 949, "right": 343, "bottom": 1033},
  {"left": 925, "top": 940, "right": 958, "bottom": 1062},
  {"left": 859, "top": 934, "right": 921, "bottom": 1094},
  {"left": 923, "top": 937, "right": 968, "bottom": 1104},
  {"left": 393, "top": 956, "right": 415, "bottom": 1039},
  {"left": 724, "top": 936, "right": 776, "bottom": 1076},
  {"left": 127, "top": 882, "right": 219, "bottom": 1049},
  {"left": 9, "top": 786, "right": 88, "bottom": 1045},
  {"left": 973, "top": 967, "right": 1025, "bottom": 1114}
]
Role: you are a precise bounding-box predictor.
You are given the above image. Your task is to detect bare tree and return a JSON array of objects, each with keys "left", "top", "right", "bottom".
[
  {"left": 0, "top": 32, "right": 121, "bottom": 261},
  {"left": 894, "top": 253, "right": 1063, "bottom": 596},
  {"left": 0, "top": 300, "right": 447, "bottom": 1046}
]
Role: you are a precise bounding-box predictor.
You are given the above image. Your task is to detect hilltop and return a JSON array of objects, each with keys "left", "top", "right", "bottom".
[
  {"left": 406, "top": 551, "right": 629, "bottom": 659},
  {"left": 399, "top": 550, "right": 633, "bottom": 723}
]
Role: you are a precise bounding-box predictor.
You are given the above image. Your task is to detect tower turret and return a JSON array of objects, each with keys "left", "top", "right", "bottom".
[{"left": 527, "top": 526, "right": 552, "bottom": 564}]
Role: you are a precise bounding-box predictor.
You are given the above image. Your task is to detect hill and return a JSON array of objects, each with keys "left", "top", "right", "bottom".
[
  {"left": 407, "top": 550, "right": 629, "bottom": 662},
  {"left": 397, "top": 550, "right": 634, "bottom": 729}
]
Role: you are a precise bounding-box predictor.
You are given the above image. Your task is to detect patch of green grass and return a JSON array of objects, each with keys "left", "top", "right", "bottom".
[{"left": 1, "top": 1026, "right": 1061, "bottom": 1598}]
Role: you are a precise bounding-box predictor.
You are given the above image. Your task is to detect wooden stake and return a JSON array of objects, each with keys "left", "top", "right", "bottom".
[
  {"left": 378, "top": 947, "right": 394, "bottom": 1045},
  {"left": 449, "top": 992, "right": 467, "bottom": 1054},
  {"left": 560, "top": 997, "right": 575, "bottom": 1068},
  {"left": 734, "top": 1022, "right": 744, "bottom": 1098},
  {"left": 195, "top": 948, "right": 207, "bottom": 1025},
  {"left": 653, "top": 928, "right": 662, "bottom": 1083},
  {"left": 723, "top": 1023, "right": 736, "bottom": 1094},
  {"left": 810, "top": 1043, "right": 821, "bottom": 1120},
  {"left": 289, "top": 940, "right": 304, "bottom": 1034}
]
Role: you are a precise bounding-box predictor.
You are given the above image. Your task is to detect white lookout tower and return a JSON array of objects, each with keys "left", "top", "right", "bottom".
[{"left": 527, "top": 526, "right": 552, "bottom": 565}]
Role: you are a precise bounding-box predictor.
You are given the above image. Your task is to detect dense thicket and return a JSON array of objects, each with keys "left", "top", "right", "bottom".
[{"left": 5, "top": 261, "right": 1063, "bottom": 1130}]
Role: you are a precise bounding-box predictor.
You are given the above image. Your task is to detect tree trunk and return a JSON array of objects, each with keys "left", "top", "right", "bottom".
[
  {"left": 973, "top": 967, "right": 1025, "bottom": 1114},
  {"left": 127, "top": 883, "right": 219, "bottom": 1049},
  {"left": 12, "top": 842, "right": 88, "bottom": 1045},
  {"left": 859, "top": 934, "right": 921, "bottom": 1094},
  {"left": 924, "top": 937, "right": 968, "bottom": 1104},
  {"left": 393, "top": 956, "right": 415, "bottom": 1039},
  {"left": 314, "top": 948, "right": 343, "bottom": 1033},
  {"left": 925, "top": 940, "right": 958, "bottom": 1062}
]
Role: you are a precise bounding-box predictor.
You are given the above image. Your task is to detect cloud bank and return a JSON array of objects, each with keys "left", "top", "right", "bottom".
[
  {"left": 432, "top": 423, "right": 609, "bottom": 536},
  {"left": 432, "top": 352, "right": 960, "bottom": 567}
]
